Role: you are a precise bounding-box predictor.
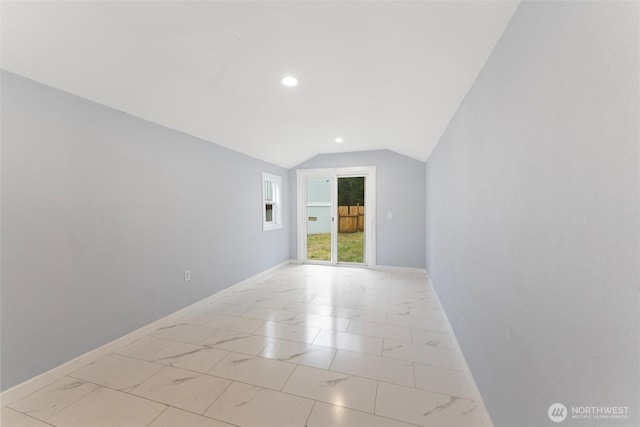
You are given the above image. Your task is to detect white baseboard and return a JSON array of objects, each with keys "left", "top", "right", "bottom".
[
  {"left": 0, "top": 259, "right": 293, "bottom": 406},
  {"left": 424, "top": 269, "right": 495, "bottom": 427},
  {"left": 372, "top": 264, "right": 427, "bottom": 274},
  {"left": 290, "top": 259, "right": 425, "bottom": 274}
]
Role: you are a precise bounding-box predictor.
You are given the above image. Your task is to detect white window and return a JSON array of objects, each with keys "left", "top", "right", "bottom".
[{"left": 262, "top": 172, "right": 282, "bottom": 231}]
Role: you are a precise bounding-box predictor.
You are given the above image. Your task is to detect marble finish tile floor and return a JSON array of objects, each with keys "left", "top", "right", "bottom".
[{"left": 1, "top": 264, "right": 488, "bottom": 426}]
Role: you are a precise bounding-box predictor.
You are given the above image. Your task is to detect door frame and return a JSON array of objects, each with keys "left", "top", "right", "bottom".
[{"left": 296, "top": 166, "right": 376, "bottom": 267}]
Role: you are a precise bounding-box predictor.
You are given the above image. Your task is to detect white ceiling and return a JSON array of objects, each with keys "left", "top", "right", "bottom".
[{"left": 1, "top": 1, "right": 519, "bottom": 168}]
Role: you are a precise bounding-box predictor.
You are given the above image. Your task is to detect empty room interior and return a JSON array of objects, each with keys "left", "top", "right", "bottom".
[{"left": 1, "top": 1, "right": 638, "bottom": 426}]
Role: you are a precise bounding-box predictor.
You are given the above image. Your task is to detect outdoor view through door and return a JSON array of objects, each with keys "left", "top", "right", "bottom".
[
  {"left": 337, "top": 177, "right": 365, "bottom": 263},
  {"left": 306, "top": 176, "right": 332, "bottom": 262},
  {"left": 306, "top": 176, "right": 365, "bottom": 263}
]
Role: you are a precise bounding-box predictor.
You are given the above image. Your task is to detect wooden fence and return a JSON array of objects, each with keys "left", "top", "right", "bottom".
[{"left": 338, "top": 205, "right": 364, "bottom": 233}]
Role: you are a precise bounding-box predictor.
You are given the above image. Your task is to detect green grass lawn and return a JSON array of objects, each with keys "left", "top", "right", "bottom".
[{"left": 307, "top": 232, "right": 364, "bottom": 263}]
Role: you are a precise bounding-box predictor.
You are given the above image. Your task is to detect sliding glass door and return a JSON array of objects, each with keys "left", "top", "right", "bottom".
[
  {"left": 337, "top": 176, "right": 365, "bottom": 263},
  {"left": 298, "top": 167, "right": 376, "bottom": 267},
  {"left": 306, "top": 176, "right": 333, "bottom": 262}
]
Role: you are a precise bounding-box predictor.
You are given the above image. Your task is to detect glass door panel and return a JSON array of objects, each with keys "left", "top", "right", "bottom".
[
  {"left": 337, "top": 176, "right": 365, "bottom": 263},
  {"left": 306, "top": 176, "right": 333, "bottom": 262}
]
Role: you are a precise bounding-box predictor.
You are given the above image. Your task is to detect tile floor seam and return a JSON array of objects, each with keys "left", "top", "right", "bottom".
[
  {"left": 308, "top": 327, "right": 321, "bottom": 343},
  {"left": 278, "top": 388, "right": 374, "bottom": 415},
  {"left": 21, "top": 382, "right": 99, "bottom": 423},
  {"left": 373, "top": 379, "right": 380, "bottom": 415},
  {"left": 3, "top": 405, "right": 52, "bottom": 424},
  {"left": 278, "top": 360, "right": 300, "bottom": 393},
  {"left": 3, "top": 408, "right": 55, "bottom": 427},
  {"left": 327, "top": 341, "right": 340, "bottom": 370},
  {"left": 304, "top": 400, "right": 318, "bottom": 427},
  {"left": 378, "top": 351, "right": 464, "bottom": 370},
  {"left": 412, "top": 361, "right": 417, "bottom": 389},
  {"left": 150, "top": 396, "right": 234, "bottom": 423},
  {"left": 69, "top": 366, "right": 159, "bottom": 395},
  {"left": 329, "top": 348, "right": 416, "bottom": 383},
  {"left": 144, "top": 405, "right": 169, "bottom": 426},
  {"left": 375, "top": 377, "right": 477, "bottom": 402},
  {"left": 213, "top": 378, "right": 310, "bottom": 402},
  {"left": 205, "top": 351, "right": 232, "bottom": 372},
  {"left": 345, "top": 327, "right": 414, "bottom": 342},
  {"left": 177, "top": 322, "right": 266, "bottom": 337},
  {"left": 75, "top": 372, "right": 244, "bottom": 419},
  {"left": 323, "top": 364, "right": 407, "bottom": 391},
  {"left": 104, "top": 351, "right": 171, "bottom": 366},
  {"left": 322, "top": 397, "right": 424, "bottom": 427},
  {"left": 6, "top": 373, "right": 94, "bottom": 411},
  {"left": 65, "top": 377, "right": 173, "bottom": 410},
  {"left": 199, "top": 377, "right": 234, "bottom": 418},
  {"left": 206, "top": 356, "right": 296, "bottom": 392},
  {"left": 256, "top": 337, "right": 273, "bottom": 355},
  {"left": 412, "top": 360, "right": 465, "bottom": 372},
  {"left": 149, "top": 335, "right": 218, "bottom": 346},
  {"left": 48, "top": 383, "right": 170, "bottom": 424},
  {"left": 204, "top": 381, "right": 314, "bottom": 425},
  {"left": 249, "top": 321, "right": 266, "bottom": 334},
  {"left": 195, "top": 331, "right": 246, "bottom": 346},
  {"left": 99, "top": 341, "right": 308, "bottom": 392},
  {"left": 142, "top": 353, "right": 230, "bottom": 376}
]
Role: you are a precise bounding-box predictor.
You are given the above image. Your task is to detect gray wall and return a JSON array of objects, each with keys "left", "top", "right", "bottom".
[
  {"left": 0, "top": 71, "right": 290, "bottom": 390},
  {"left": 292, "top": 150, "right": 425, "bottom": 269},
  {"left": 425, "top": 2, "right": 639, "bottom": 426}
]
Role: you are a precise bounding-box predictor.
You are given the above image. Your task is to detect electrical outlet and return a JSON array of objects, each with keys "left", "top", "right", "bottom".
[{"left": 184, "top": 270, "right": 191, "bottom": 282}]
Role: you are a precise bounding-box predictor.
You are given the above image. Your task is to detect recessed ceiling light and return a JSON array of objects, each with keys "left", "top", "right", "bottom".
[
  {"left": 335, "top": 137, "right": 344, "bottom": 144},
  {"left": 281, "top": 76, "right": 298, "bottom": 87}
]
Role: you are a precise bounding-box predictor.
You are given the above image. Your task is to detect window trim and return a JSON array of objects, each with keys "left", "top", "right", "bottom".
[{"left": 262, "top": 172, "right": 282, "bottom": 231}]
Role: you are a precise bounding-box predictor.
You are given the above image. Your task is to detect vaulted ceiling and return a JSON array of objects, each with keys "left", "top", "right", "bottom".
[{"left": 1, "top": 1, "right": 519, "bottom": 168}]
